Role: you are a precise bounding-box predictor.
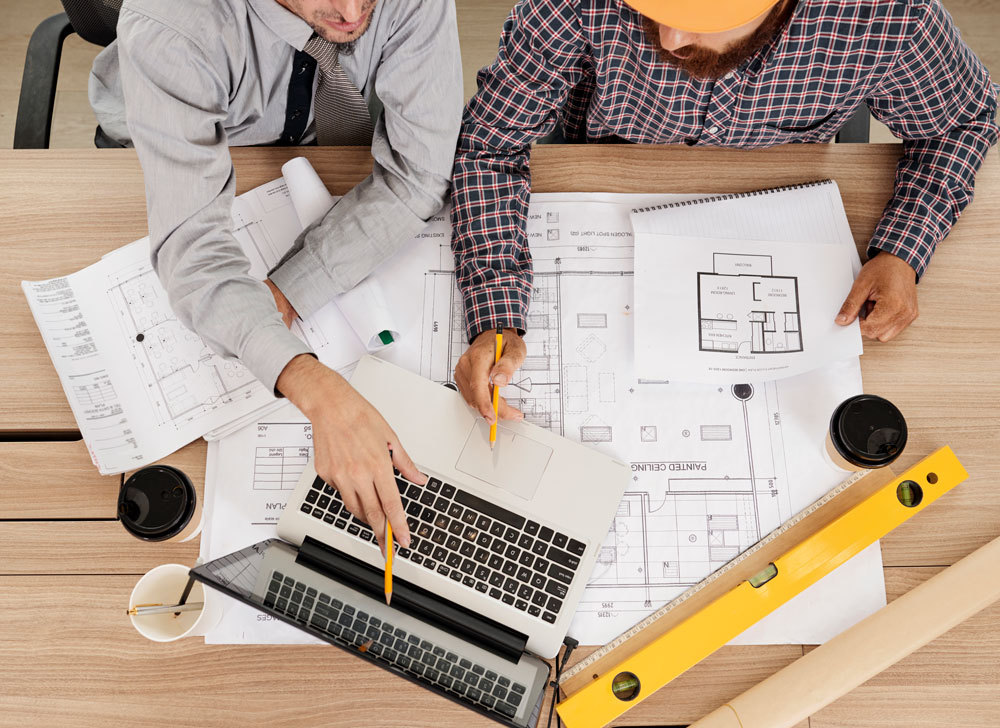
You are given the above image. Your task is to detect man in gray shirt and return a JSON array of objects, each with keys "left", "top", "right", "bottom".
[{"left": 89, "top": 0, "right": 463, "bottom": 551}]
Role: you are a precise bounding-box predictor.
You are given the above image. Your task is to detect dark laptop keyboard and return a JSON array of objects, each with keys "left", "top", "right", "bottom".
[
  {"left": 299, "top": 474, "right": 586, "bottom": 624},
  {"left": 265, "top": 571, "right": 527, "bottom": 719}
]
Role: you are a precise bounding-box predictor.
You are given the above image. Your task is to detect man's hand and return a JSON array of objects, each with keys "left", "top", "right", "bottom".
[
  {"left": 454, "top": 328, "right": 526, "bottom": 423},
  {"left": 266, "top": 278, "right": 298, "bottom": 328},
  {"left": 836, "top": 252, "right": 919, "bottom": 342},
  {"left": 276, "top": 354, "right": 425, "bottom": 553}
]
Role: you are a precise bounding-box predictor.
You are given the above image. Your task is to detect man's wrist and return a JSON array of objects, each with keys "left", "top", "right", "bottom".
[
  {"left": 471, "top": 324, "right": 524, "bottom": 343},
  {"left": 266, "top": 278, "right": 298, "bottom": 324},
  {"left": 867, "top": 248, "right": 920, "bottom": 283},
  {"left": 866, "top": 239, "right": 926, "bottom": 282},
  {"left": 276, "top": 353, "right": 327, "bottom": 412}
]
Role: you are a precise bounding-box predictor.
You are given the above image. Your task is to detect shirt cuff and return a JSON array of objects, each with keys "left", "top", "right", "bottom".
[
  {"left": 268, "top": 246, "right": 344, "bottom": 320},
  {"left": 462, "top": 285, "right": 531, "bottom": 343},
  {"left": 238, "top": 320, "right": 315, "bottom": 396},
  {"left": 867, "top": 212, "right": 937, "bottom": 281}
]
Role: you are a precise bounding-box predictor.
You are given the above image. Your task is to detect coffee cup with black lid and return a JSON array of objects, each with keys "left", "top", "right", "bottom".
[
  {"left": 825, "top": 394, "right": 907, "bottom": 472},
  {"left": 118, "top": 465, "right": 202, "bottom": 542}
]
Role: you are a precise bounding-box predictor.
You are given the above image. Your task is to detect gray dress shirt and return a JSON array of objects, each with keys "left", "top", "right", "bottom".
[{"left": 89, "top": 0, "right": 462, "bottom": 392}]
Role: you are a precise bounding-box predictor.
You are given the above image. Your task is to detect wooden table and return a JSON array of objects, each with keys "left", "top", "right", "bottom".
[{"left": 1, "top": 145, "right": 997, "bottom": 728}]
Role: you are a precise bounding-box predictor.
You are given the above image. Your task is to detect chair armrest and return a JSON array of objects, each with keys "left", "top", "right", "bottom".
[{"left": 13, "top": 13, "right": 75, "bottom": 149}]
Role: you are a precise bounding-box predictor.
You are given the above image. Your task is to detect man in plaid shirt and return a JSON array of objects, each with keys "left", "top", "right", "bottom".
[{"left": 450, "top": 0, "right": 998, "bottom": 422}]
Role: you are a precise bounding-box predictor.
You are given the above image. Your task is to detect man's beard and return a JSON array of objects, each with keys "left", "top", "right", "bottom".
[
  {"left": 642, "top": 0, "right": 796, "bottom": 80},
  {"left": 310, "top": 0, "right": 376, "bottom": 54}
]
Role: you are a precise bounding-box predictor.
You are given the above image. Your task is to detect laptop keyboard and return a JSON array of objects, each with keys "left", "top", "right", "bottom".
[
  {"left": 265, "top": 571, "right": 528, "bottom": 719},
  {"left": 299, "top": 474, "right": 586, "bottom": 624}
]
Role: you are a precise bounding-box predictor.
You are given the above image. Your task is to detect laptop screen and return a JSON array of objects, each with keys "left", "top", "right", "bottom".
[{"left": 192, "top": 541, "right": 551, "bottom": 728}]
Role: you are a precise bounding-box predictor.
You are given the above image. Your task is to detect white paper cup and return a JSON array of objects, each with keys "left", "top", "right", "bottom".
[{"left": 128, "top": 563, "right": 222, "bottom": 642}]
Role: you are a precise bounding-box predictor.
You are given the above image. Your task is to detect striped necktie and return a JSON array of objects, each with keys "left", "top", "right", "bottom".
[{"left": 302, "top": 34, "right": 375, "bottom": 146}]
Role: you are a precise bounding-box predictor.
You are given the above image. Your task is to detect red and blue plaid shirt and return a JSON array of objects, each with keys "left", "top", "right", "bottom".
[{"left": 451, "top": 0, "right": 998, "bottom": 341}]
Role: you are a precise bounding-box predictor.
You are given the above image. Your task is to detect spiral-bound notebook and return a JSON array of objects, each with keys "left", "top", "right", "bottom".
[
  {"left": 631, "top": 179, "right": 861, "bottom": 274},
  {"left": 630, "top": 180, "right": 864, "bottom": 383}
]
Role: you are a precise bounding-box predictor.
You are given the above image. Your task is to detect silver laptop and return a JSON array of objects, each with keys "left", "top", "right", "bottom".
[
  {"left": 192, "top": 355, "right": 627, "bottom": 726},
  {"left": 191, "top": 538, "right": 553, "bottom": 726},
  {"left": 279, "top": 355, "right": 628, "bottom": 658}
]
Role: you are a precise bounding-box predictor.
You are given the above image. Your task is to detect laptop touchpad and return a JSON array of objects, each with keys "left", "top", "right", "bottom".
[{"left": 455, "top": 420, "right": 552, "bottom": 501}]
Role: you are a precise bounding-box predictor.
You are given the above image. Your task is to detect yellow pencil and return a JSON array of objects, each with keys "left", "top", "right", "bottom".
[
  {"left": 490, "top": 325, "right": 503, "bottom": 450},
  {"left": 384, "top": 518, "right": 393, "bottom": 605}
]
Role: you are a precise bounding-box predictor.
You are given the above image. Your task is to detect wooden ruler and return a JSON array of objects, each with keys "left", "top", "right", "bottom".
[{"left": 556, "top": 446, "right": 968, "bottom": 728}]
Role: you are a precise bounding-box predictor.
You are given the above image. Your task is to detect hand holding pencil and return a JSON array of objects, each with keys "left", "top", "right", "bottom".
[{"left": 452, "top": 325, "right": 527, "bottom": 430}]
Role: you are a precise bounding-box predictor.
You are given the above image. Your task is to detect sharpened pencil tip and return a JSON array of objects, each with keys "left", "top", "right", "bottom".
[{"left": 385, "top": 592, "right": 392, "bottom": 606}]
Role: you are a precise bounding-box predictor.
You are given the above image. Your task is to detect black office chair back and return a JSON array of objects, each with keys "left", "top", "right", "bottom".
[{"left": 61, "top": 0, "right": 123, "bottom": 47}]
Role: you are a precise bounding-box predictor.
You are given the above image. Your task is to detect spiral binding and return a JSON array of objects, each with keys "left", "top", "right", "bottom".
[{"left": 630, "top": 179, "right": 834, "bottom": 215}]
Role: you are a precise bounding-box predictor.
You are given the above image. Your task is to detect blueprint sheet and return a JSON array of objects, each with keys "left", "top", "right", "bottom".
[
  {"left": 22, "top": 177, "right": 382, "bottom": 473},
  {"left": 202, "top": 191, "right": 886, "bottom": 646},
  {"left": 631, "top": 181, "right": 864, "bottom": 384}
]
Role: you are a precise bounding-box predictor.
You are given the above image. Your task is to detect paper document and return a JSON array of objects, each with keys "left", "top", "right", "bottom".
[
  {"left": 200, "top": 401, "right": 323, "bottom": 644},
  {"left": 282, "top": 156, "right": 336, "bottom": 229},
  {"left": 202, "top": 190, "right": 885, "bottom": 646},
  {"left": 633, "top": 234, "right": 862, "bottom": 383},
  {"left": 22, "top": 242, "right": 278, "bottom": 475},
  {"left": 24, "top": 176, "right": 382, "bottom": 474},
  {"left": 631, "top": 180, "right": 863, "bottom": 384}
]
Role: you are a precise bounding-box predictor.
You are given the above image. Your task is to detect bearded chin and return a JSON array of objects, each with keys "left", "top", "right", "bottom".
[
  {"left": 669, "top": 49, "right": 744, "bottom": 79},
  {"left": 640, "top": 1, "right": 794, "bottom": 80}
]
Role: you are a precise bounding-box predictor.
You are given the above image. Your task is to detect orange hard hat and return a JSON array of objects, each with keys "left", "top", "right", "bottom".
[{"left": 623, "top": 0, "right": 782, "bottom": 33}]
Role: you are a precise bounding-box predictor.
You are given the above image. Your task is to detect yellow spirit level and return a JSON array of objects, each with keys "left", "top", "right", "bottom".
[{"left": 556, "top": 447, "right": 968, "bottom": 728}]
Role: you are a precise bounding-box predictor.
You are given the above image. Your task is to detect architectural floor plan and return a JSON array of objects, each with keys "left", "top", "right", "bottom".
[
  {"left": 698, "top": 253, "right": 803, "bottom": 354},
  {"left": 415, "top": 200, "right": 805, "bottom": 640},
  {"left": 106, "top": 256, "right": 264, "bottom": 429},
  {"left": 633, "top": 232, "right": 861, "bottom": 384}
]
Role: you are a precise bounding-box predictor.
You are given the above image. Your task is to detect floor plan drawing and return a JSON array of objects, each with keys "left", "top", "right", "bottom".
[
  {"left": 697, "top": 253, "right": 803, "bottom": 354},
  {"left": 105, "top": 259, "right": 267, "bottom": 430},
  {"left": 414, "top": 200, "right": 798, "bottom": 641},
  {"left": 583, "top": 380, "right": 789, "bottom": 618}
]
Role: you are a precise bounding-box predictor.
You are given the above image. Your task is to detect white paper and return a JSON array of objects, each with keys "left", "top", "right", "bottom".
[
  {"left": 634, "top": 234, "right": 862, "bottom": 383},
  {"left": 200, "top": 401, "right": 323, "bottom": 644},
  {"left": 629, "top": 180, "right": 863, "bottom": 277},
  {"left": 202, "top": 190, "right": 884, "bottom": 647},
  {"left": 281, "top": 157, "right": 399, "bottom": 350},
  {"left": 281, "top": 156, "right": 335, "bottom": 229},
  {"left": 22, "top": 246, "right": 276, "bottom": 475},
  {"left": 23, "top": 178, "right": 370, "bottom": 474}
]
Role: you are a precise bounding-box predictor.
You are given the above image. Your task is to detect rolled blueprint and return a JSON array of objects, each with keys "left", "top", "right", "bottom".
[
  {"left": 281, "top": 155, "right": 336, "bottom": 229},
  {"left": 691, "top": 534, "right": 1000, "bottom": 728},
  {"left": 280, "top": 156, "right": 400, "bottom": 350}
]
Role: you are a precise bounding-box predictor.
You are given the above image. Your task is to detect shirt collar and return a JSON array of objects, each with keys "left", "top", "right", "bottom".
[{"left": 247, "top": 0, "right": 314, "bottom": 50}]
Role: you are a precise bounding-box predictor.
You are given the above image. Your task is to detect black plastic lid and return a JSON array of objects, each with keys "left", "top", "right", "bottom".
[
  {"left": 118, "top": 465, "right": 195, "bottom": 541},
  {"left": 829, "top": 394, "right": 907, "bottom": 468}
]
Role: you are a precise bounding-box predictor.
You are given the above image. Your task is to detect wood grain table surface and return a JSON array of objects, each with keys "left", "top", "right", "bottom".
[{"left": 0, "top": 144, "right": 997, "bottom": 728}]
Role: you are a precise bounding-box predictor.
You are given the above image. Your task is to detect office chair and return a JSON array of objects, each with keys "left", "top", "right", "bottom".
[
  {"left": 13, "top": 0, "right": 123, "bottom": 149},
  {"left": 836, "top": 106, "right": 871, "bottom": 144}
]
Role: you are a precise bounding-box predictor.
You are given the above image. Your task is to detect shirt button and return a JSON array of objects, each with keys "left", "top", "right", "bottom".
[
  {"left": 709, "top": 125, "right": 719, "bottom": 134},
  {"left": 724, "top": 72, "right": 735, "bottom": 80}
]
